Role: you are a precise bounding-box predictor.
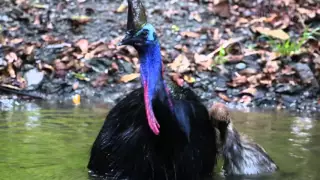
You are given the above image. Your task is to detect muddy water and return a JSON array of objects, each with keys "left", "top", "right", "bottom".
[{"left": 0, "top": 102, "right": 319, "bottom": 180}]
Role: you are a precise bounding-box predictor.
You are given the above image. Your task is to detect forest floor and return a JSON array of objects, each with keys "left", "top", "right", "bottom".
[{"left": 0, "top": 0, "right": 319, "bottom": 112}]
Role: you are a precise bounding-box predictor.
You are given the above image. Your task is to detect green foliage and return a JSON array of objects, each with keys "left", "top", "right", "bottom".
[
  {"left": 212, "top": 47, "right": 228, "bottom": 67},
  {"left": 267, "top": 27, "right": 320, "bottom": 56}
]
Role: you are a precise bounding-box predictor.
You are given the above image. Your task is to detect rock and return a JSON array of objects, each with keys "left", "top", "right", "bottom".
[
  {"left": 24, "top": 68, "right": 45, "bottom": 90},
  {"left": 120, "top": 61, "right": 134, "bottom": 73},
  {"left": 239, "top": 67, "right": 258, "bottom": 75},
  {"left": 280, "top": 95, "right": 298, "bottom": 108},
  {"left": 293, "top": 63, "right": 319, "bottom": 89},
  {"left": 235, "top": 62, "right": 246, "bottom": 70},
  {"left": 275, "top": 83, "right": 302, "bottom": 94},
  {"left": 215, "top": 76, "right": 227, "bottom": 91},
  {"left": 0, "top": 57, "right": 7, "bottom": 70}
]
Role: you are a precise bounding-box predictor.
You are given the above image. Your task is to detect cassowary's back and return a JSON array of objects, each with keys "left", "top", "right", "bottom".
[{"left": 88, "top": 87, "right": 217, "bottom": 180}]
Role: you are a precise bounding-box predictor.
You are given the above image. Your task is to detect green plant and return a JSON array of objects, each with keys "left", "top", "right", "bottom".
[
  {"left": 267, "top": 27, "right": 320, "bottom": 56},
  {"left": 213, "top": 47, "right": 228, "bottom": 66}
]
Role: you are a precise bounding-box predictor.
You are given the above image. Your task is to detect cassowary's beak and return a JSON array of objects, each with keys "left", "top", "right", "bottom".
[{"left": 119, "top": 0, "right": 147, "bottom": 46}]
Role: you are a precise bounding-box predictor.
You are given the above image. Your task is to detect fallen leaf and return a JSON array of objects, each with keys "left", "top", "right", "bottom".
[
  {"left": 218, "top": 92, "right": 232, "bottom": 102},
  {"left": 91, "top": 73, "right": 108, "bottom": 87},
  {"left": 263, "top": 61, "right": 279, "bottom": 73},
  {"left": 189, "top": 12, "right": 202, "bottom": 22},
  {"left": 253, "top": 27, "right": 289, "bottom": 40},
  {"left": 0, "top": 84, "right": 21, "bottom": 90},
  {"left": 73, "top": 82, "right": 79, "bottom": 90},
  {"left": 76, "top": 39, "right": 89, "bottom": 53},
  {"left": 120, "top": 73, "right": 140, "bottom": 83},
  {"left": 239, "top": 95, "right": 252, "bottom": 105},
  {"left": 10, "top": 38, "right": 24, "bottom": 44},
  {"left": 72, "top": 94, "right": 81, "bottom": 105},
  {"left": 240, "top": 87, "right": 257, "bottom": 96},
  {"left": 5, "top": 52, "right": 18, "bottom": 63},
  {"left": 297, "top": 8, "right": 316, "bottom": 18},
  {"left": 7, "top": 63, "right": 16, "bottom": 78},
  {"left": 168, "top": 54, "right": 190, "bottom": 73},
  {"left": 116, "top": 2, "right": 127, "bottom": 13},
  {"left": 24, "top": 45, "right": 35, "bottom": 55},
  {"left": 180, "top": 31, "right": 201, "bottom": 38},
  {"left": 171, "top": 73, "right": 184, "bottom": 87},
  {"left": 71, "top": 15, "right": 91, "bottom": 24},
  {"left": 209, "top": 1, "right": 231, "bottom": 18},
  {"left": 183, "top": 75, "right": 195, "bottom": 83},
  {"left": 281, "top": 65, "right": 295, "bottom": 75},
  {"left": 41, "top": 34, "right": 60, "bottom": 43}
]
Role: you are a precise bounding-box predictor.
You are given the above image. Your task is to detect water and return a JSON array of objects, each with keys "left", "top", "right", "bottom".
[{"left": 0, "top": 102, "right": 320, "bottom": 180}]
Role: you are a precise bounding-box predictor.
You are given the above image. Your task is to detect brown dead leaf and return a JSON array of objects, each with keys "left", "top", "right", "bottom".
[
  {"left": 213, "top": 28, "right": 220, "bottom": 41},
  {"left": 41, "top": 34, "right": 60, "bottom": 43},
  {"left": 43, "top": 64, "right": 55, "bottom": 72},
  {"left": 228, "top": 73, "right": 247, "bottom": 87},
  {"left": 240, "top": 87, "right": 257, "bottom": 96},
  {"left": 5, "top": 52, "right": 18, "bottom": 63},
  {"left": 209, "top": 1, "right": 231, "bottom": 18},
  {"left": 7, "top": 63, "right": 16, "bottom": 78},
  {"left": 180, "top": 31, "right": 201, "bottom": 38},
  {"left": 84, "top": 52, "right": 95, "bottom": 59},
  {"left": 183, "top": 75, "right": 195, "bottom": 83},
  {"left": 281, "top": 65, "right": 295, "bottom": 75},
  {"left": 76, "top": 39, "right": 89, "bottom": 53},
  {"left": 252, "top": 27, "right": 289, "bottom": 40},
  {"left": 24, "top": 45, "right": 35, "bottom": 55},
  {"left": 189, "top": 12, "right": 202, "bottom": 22},
  {"left": 207, "top": 37, "right": 245, "bottom": 59},
  {"left": 91, "top": 73, "right": 108, "bottom": 87},
  {"left": 218, "top": 92, "right": 232, "bottom": 102},
  {"left": 10, "top": 38, "right": 24, "bottom": 44},
  {"left": 120, "top": 73, "right": 140, "bottom": 83},
  {"left": 168, "top": 54, "right": 190, "bottom": 73},
  {"left": 111, "top": 62, "right": 119, "bottom": 71},
  {"left": 297, "top": 8, "right": 316, "bottom": 18},
  {"left": 71, "top": 15, "right": 91, "bottom": 24},
  {"left": 263, "top": 61, "right": 279, "bottom": 73},
  {"left": 54, "top": 60, "right": 67, "bottom": 70},
  {"left": 239, "top": 95, "right": 252, "bottom": 105},
  {"left": 171, "top": 73, "right": 184, "bottom": 87}
]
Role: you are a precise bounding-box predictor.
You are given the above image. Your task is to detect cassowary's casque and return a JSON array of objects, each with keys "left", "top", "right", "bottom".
[
  {"left": 210, "top": 103, "right": 278, "bottom": 176},
  {"left": 87, "top": 0, "right": 218, "bottom": 179}
]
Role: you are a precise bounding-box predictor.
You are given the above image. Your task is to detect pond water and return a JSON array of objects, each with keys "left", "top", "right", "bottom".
[{"left": 0, "top": 102, "right": 319, "bottom": 180}]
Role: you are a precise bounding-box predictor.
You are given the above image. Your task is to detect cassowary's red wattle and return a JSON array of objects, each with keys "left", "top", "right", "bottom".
[{"left": 143, "top": 81, "right": 160, "bottom": 135}]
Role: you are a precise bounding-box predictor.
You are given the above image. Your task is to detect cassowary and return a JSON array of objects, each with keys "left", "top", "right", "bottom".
[
  {"left": 87, "top": 0, "right": 218, "bottom": 179},
  {"left": 210, "top": 103, "right": 278, "bottom": 176}
]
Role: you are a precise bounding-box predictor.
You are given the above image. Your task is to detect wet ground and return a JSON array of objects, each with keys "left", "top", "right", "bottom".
[{"left": 0, "top": 102, "right": 320, "bottom": 180}]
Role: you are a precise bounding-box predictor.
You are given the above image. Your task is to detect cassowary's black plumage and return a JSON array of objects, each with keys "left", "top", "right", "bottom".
[{"left": 88, "top": 85, "right": 217, "bottom": 180}]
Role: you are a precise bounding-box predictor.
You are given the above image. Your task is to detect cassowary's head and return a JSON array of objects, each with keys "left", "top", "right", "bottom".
[{"left": 119, "top": 24, "right": 158, "bottom": 48}]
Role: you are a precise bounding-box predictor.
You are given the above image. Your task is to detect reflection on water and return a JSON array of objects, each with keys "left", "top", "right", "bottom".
[{"left": 0, "top": 102, "right": 319, "bottom": 180}]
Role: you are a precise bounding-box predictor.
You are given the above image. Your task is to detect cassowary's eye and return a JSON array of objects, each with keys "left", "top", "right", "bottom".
[{"left": 141, "top": 30, "right": 149, "bottom": 39}]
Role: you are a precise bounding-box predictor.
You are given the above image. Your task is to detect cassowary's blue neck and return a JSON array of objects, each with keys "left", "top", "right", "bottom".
[
  {"left": 138, "top": 42, "right": 163, "bottom": 90},
  {"left": 138, "top": 42, "right": 170, "bottom": 135}
]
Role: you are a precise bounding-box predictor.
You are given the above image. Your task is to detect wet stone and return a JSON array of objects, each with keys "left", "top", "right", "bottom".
[
  {"left": 120, "top": 61, "right": 133, "bottom": 73},
  {"left": 235, "top": 62, "right": 246, "bottom": 70},
  {"left": 24, "top": 68, "right": 45, "bottom": 90},
  {"left": 0, "top": 57, "right": 7, "bottom": 70}
]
